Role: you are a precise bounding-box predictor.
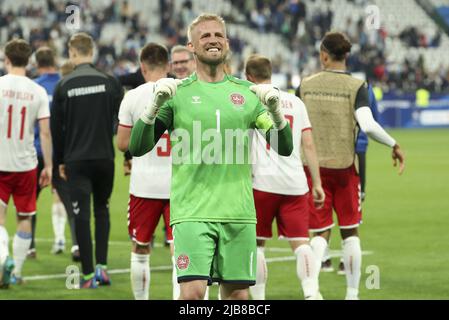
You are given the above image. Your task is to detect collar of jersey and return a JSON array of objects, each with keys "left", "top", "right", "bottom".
[
  {"left": 75, "top": 63, "right": 94, "bottom": 70},
  {"left": 191, "top": 72, "right": 230, "bottom": 86}
]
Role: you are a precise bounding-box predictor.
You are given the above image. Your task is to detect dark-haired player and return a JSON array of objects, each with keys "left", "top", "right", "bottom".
[
  {"left": 117, "top": 43, "right": 180, "bottom": 300},
  {"left": 298, "top": 32, "right": 405, "bottom": 300},
  {"left": 0, "top": 39, "right": 52, "bottom": 287}
]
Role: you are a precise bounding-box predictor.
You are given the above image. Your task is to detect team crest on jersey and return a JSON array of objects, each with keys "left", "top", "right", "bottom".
[
  {"left": 230, "top": 93, "right": 245, "bottom": 106},
  {"left": 177, "top": 254, "right": 190, "bottom": 270}
]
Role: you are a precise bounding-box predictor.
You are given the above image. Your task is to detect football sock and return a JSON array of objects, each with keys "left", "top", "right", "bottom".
[
  {"left": 310, "top": 236, "right": 328, "bottom": 270},
  {"left": 131, "top": 252, "right": 150, "bottom": 300},
  {"left": 29, "top": 215, "right": 36, "bottom": 249},
  {"left": 249, "top": 246, "right": 267, "bottom": 300},
  {"left": 0, "top": 225, "right": 9, "bottom": 264},
  {"left": 52, "top": 203, "right": 67, "bottom": 245},
  {"left": 343, "top": 236, "right": 361, "bottom": 298},
  {"left": 171, "top": 256, "right": 180, "bottom": 300},
  {"left": 323, "top": 243, "right": 330, "bottom": 262},
  {"left": 295, "top": 244, "right": 319, "bottom": 299},
  {"left": 13, "top": 231, "right": 32, "bottom": 277},
  {"left": 204, "top": 286, "right": 210, "bottom": 300}
]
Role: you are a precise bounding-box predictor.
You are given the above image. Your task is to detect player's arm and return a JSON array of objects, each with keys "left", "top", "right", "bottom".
[
  {"left": 129, "top": 78, "right": 181, "bottom": 157},
  {"left": 251, "top": 85, "right": 293, "bottom": 156},
  {"left": 301, "top": 129, "right": 324, "bottom": 208},
  {"left": 354, "top": 85, "right": 405, "bottom": 174},
  {"left": 39, "top": 118, "right": 53, "bottom": 187},
  {"left": 117, "top": 125, "right": 132, "bottom": 175},
  {"left": 38, "top": 90, "right": 52, "bottom": 187},
  {"left": 117, "top": 125, "right": 131, "bottom": 152},
  {"left": 129, "top": 118, "right": 168, "bottom": 156},
  {"left": 50, "top": 84, "right": 64, "bottom": 167}
]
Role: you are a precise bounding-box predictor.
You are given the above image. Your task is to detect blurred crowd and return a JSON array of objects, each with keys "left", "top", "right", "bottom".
[{"left": 1, "top": 0, "right": 449, "bottom": 94}]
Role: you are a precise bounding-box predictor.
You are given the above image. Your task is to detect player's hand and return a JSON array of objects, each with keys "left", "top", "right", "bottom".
[
  {"left": 312, "top": 185, "right": 325, "bottom": 209},
  {"left": 154, "top": 78, "right": 183, "bottom": 105},
  {"left": 39, "top": 166, "right": 52, "bottom": 188},
  {"left": 141, "top": 78, "right": 182, "bottom": 125},
  {"left": 249, "top": 84, "right": 280, "bottom": 112},
  {"left": 59, "top": 164, "right": 67, "bottom": 181},
  {"left": 392, "top": 144, "right": 405, "bottom": 175},
  {"left": 124, "top": 159, "right": 132, "bottom": 176}
]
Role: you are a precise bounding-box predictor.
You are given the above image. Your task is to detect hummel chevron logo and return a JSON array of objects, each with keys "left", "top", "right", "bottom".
[
  {"left": 72, "top": 201, "right": 80, "bottom": 215},
  {"left": 192, "top": 96, "right": 201, "bottom": 104}
]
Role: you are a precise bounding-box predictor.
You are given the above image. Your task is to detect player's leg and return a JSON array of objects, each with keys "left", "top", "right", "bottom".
[
  {"left": 54, "top": 173, "right": 79, "bottom": 261},
  {"left": 220, "top": 283, "right": 250, "bottom": 300},
  {"left": 0, "top": 203, "right": 9, "bottom": 262},
  {"left": 128, "top": 195, "right": 165, "bottom": 300},
  {"left": 250, "top": 240, "right": 267, "bottom": 300},
  {"left": 306, "top": 167, "right": 334, "bottom": 272},
  {"left": 51, "top": 190, "right": 67, "bottom": 254},
  {"left": 92, "top": 160, "right": 114, "bottom": 285},
  {"left": 250, "top": 189, "right": 279, "bottom": 300},
  {"left": 174, "top": 222, "right": 216, "bottom": 300},
  {"left": 10, "top": 168, "right": 38, "bottom": 283},
  {"left": 0, "top": 175, "right": 14, "bottom": 288},
  {"left": 28, "top": 156, "right": 44, "bottom": 259},
  {"left": 0, "top": 200, "right": 14, "bottom": 288},
  {"left": 216, "top": 223, "right": 256, "bottom": 300},
  {"left": 319, "top": 228, "right": 334, "bottom": 272},
  {"left": 13, "top": 215, "right": 33, "bottom": 283},
  {"left": 161, "top": 201, "right": 182, "bottom": 300},
  {"left": 66, "top": 162, "right": 96, "bottom": 288},
  {"left": 0, "top": 180, "right": 11, "bottom": 263},
  {"left": 357, "top": 151, "right": 366, "bottom": 201},
  {"left": 278, "top": 193, "right": 321, "bottom": 299},
  {"left": 340, "top": 228, "right": 361, "bottom": 299},
  {"left": 131, "top": 240, "right": 151, "bottom": 300},
  {"left": 334, "top": 165, "right": 362, "bottom": 300},
  {"left": 179, "top": 280, "right": 209, "bottom": 300}
]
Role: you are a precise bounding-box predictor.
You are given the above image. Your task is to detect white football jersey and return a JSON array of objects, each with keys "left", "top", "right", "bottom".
[
  {"left": 118, "top": 82, "right": 171, "bottom": 199},
  {"left": 252, "top": 90, "right": 311, "bottom": 195},
  {"left": 0, "top": 74, "right": 50, "bottom": 172}
]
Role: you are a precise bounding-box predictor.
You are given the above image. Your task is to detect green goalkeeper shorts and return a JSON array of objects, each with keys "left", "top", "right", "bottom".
[{"left": 173, "top": 222, "right": 257, "bottom": 285}]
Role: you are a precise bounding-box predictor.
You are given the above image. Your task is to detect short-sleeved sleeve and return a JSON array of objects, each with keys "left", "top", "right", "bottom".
[
  {"left": 118, "top": 92, "right": 134, "bottom": 127},
  {"left": 355, "top": 82, "right": 369, "bottom": 110},
  {"left": 157, "top": 99, "right": 174, "bottom": 130},
  {"left": 298, "top": 99, "right": 312, "bottom": 131},
  {"left": 37, "top": 87, "right": 50, "bottom": 120}
]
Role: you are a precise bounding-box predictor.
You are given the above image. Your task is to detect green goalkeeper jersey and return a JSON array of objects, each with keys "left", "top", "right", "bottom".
[{"left": 157, "top": 73, "right": 273, "bottom": 225}]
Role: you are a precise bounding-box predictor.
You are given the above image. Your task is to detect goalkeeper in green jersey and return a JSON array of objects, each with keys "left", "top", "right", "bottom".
[{"left": 129, "top": 14, "right": 293, "bottom": 300}]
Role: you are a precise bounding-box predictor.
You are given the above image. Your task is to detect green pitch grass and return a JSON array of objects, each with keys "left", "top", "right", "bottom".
[{"left": 1, "top": 128, "right": 448, "bottom": 300}]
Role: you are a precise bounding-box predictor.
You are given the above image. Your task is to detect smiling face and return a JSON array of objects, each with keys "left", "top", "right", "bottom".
[{"left": 188, "top": 19, "right": 229, "bottom": 67}]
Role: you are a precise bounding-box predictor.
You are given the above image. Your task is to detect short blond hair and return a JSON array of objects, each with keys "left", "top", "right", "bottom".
[
  {"left": 187, "top": 13, "right": 226, "bottom": 42},
  {"left": 68, "top": 32, "right": 94, "bottom": 56},
  {"left": 245, "top": 54, "right": 272, "bottom": 81}
]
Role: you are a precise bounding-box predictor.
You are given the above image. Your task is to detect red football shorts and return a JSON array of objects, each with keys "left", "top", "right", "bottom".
[
  {"left": 253, "top": 189, "right": 310, "bottom": 240},
  {"left": 0, "top": 168, "right": 37, "bottom": 216},
  {"left": 127, "top": 195, "right": 172, "bottom": 246},
  {"left": 305, "top": 165, "right": 361, "bottom": 232}
]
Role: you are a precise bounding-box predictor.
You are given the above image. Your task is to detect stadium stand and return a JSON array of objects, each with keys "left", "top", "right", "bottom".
[{"left": 1, "top": 0, "right": 449, "bottom": 95}]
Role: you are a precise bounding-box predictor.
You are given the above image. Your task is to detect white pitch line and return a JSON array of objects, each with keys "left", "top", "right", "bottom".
[{"left": 23, "top": 250, "right": 373, "bottom": 282}]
